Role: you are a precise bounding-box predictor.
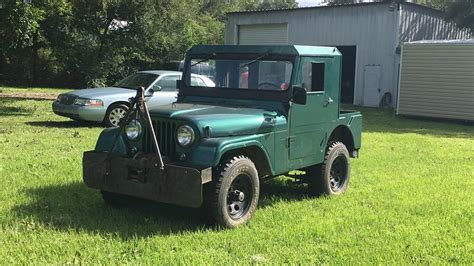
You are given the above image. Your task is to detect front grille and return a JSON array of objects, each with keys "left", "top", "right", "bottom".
[
  {"left": 58, "top": 94, "right": 77, "bottom": 105},
  {"left": 144, "top": 120, "right": 177, "bottom": 157}
]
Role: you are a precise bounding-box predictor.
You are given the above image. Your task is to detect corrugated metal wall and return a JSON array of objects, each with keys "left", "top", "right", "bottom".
[
  {"left": 225, "top": 3, "right": 471, "bottom": 107},
  {"left": 398, "top": 43, "right": 474, "bottom": 121},
  {"left": 226, "top": 3, "right": 399, "bottom": 106},
  {"left": 400, "top": 5, "right": 471, "bottom": 42}
]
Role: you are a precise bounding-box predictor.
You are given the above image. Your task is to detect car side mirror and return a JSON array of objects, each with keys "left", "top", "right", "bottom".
[
  {"left": 151, "top": 85, "right": 162, "bottom": 92},
  {"left": 144, "top": 89, "right": 154, "bottom": 98},
  {"left": 292, "top": 86, "right": 307, "bottom": 105}
]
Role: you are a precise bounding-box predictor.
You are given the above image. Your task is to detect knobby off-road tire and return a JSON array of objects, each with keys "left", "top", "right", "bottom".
[
  {"left": 104, "top": 103, "right": 129, "bottom": 127},
  {"left": 308, "top": 141, "right": 351, "bottom": 196},
  {"left": 203, "top": 156, "right": 260, "bottom": 228}
]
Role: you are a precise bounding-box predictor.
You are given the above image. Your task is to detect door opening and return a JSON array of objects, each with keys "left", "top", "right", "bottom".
[{"left": 335, "top": 46, "right": 356, "bottom": 104}]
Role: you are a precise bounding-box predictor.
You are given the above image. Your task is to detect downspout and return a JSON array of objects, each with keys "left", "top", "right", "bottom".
[{"left": 393, "top": 2, "right": 403, "bottom": 110}]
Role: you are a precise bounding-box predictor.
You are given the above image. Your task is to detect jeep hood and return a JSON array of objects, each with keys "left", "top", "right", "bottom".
[{"left": 149, "top": 103, "right": 283, "bottom": 137}]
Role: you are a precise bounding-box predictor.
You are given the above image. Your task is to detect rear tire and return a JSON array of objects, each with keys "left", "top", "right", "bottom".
[
  {"left": 308, "top": 142, "right": 351, "bottom": 196},
  {"left": 104, "top": 103, "right": 129, "bottom": 127},
  {"left": 203, "top": 156, "right": 260, "bottom": 228}
]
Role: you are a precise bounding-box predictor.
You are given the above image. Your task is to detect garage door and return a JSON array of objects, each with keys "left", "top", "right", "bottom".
[{"left": 238, "top": 24, "right": 288, "bottom": 45}]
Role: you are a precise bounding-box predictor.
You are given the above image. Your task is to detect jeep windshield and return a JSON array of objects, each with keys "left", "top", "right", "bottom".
[{"left": 185, "top": 57, "right": 293, "bottom": 91}]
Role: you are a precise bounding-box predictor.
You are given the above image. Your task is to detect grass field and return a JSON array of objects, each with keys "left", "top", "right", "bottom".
[
  {"left": 0, "top": 86, "right": 71, "bottom": 94},
  {"left": 0, "top": 91, "right": 473, "bottom": 264}
]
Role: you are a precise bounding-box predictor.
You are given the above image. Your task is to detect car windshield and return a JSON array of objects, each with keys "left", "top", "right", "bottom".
[
  {"left": 186, "top": 57, "right": 293, "bottom": 91},
  {"left": 115, "top": 73, "right": 158, "bottom": 89}
]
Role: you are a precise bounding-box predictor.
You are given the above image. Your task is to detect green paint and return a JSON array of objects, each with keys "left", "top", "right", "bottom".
[{"left": 95, "top": 45, "right": 362, "bottom": 177}]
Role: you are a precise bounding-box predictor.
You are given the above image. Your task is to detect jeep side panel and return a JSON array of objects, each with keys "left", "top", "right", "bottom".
[{"left": 287, "top": 53, "right": 341, "bottom": 170}]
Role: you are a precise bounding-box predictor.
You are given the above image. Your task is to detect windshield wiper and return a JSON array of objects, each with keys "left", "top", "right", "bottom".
[
  {"left": 191, "top": 59, "right": 210, "bottom": 67},
  {"left": 240, "top": 53, "right": 269, "bottom": 69}
]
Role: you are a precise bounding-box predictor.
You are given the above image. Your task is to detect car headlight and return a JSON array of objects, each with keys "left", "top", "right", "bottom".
[
  {"left": 74, "top": 98, "right": 103, "bottom": 106},
  {"left": 176, "top": 125, "right": 195, "bottom": 147},
  {"left": 125, "top": 120, "right": 142, "bottom": 141}
]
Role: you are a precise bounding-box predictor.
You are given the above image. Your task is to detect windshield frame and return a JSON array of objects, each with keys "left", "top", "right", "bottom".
[{"left": 179, "top": 53, "right": 297, "bottom": 102}]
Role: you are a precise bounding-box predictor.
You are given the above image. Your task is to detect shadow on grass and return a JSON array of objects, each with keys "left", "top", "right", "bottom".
[
  {"left": 259, "top": 178, "right": 308, "bottom": 208},
  {"left": 358, "top": 107, "right": 473, "bottom": 139},
  {"left": 12, "top": 178, "right": 308, "bottom": 237},
  {"left": 26, "top": 120, "right": 101, "bottom": 128},
  {"left": 13, "top": 181, "right": 205, "bottom": 237}
]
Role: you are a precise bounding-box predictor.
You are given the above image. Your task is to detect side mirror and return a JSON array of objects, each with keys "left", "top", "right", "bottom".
[
  {"left": 144, "top": 89, "right": 154, "bottom": 98},
  {"left": 152, "top": 85, "right": 163, "bottom": 92},
  {"left": 292, "top": 86, "right": 307, "bottom": 105}
]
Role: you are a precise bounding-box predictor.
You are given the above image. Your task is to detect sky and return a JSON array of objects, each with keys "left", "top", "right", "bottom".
[{"left": 297, "top": 0, "right": 325, "bottom": 7}]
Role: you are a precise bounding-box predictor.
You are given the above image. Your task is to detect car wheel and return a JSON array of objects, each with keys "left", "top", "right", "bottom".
[
  {"left": 203, "top": 156, "right": 260, "bottom": 228},
  {"left": 308, "top": 142, "right": 351, "bottom": 196},
  {"left": 104, "top": 103, "right": 129, "bottom": 127}
]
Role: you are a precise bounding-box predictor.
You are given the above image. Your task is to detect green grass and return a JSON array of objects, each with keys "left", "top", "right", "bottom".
[
  {"left": 0, "top": 96, "right": 473, "bottom": 264},
  {"left": 0, "top": 86, "right": 71, "bottom": 94}
]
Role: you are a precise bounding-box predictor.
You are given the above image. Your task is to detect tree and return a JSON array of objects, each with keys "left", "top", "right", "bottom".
[
  {"left": 0, "top": 0, "right": 45, "bottom": 85},
  {"left": 257, "top": 0, "right": 298, "bottom": 9},
  {"left": 415, "top": 0, "right": 450, "bottom": 10},
  {"left": 0, "top": 0, "right": 298, "bottom": 88},
  {"left": 445, "top": 0, "right": 474, "bottom": 34}
]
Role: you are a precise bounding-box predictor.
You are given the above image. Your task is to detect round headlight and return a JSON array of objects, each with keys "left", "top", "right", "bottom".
[
  {"left": 125, "top": 120, "right": 142, "bottom": 141},
  {"left": 176, "top": 125, "right": 195, "bottom": 147}
]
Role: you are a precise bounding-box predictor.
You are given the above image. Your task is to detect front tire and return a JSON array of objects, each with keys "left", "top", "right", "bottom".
[
  {"left": 308, "top": 142, "right": 351, "bottom": 196},
  {"left": 104, "top": 103, "right": 129, "bottom": 127},
  {"left": 203, "top": 156, "right": 260, "bottom": 228}
]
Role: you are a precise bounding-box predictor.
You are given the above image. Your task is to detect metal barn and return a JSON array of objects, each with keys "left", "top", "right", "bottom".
[
  {"left": 225, "top": 2, "right": 470, "bottom": 107},
  {"left": 397, "top": 40, "right": 474, "bottom": 121}
]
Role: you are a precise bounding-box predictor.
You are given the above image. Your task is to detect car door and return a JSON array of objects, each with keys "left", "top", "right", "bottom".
[
  {"left": 146, "top": 75, "right": 180, "bottom": 108},
  {"left": 288, "top": 56, "right": 339, "bottom": 168}
]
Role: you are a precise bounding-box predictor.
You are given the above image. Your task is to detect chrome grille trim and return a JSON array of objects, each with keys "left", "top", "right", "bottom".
[{"left": 58, "top": 94, "right": 78, "bottom": 105}]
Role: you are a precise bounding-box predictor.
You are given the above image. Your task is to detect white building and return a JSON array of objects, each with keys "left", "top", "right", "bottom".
[{"left": 225, "top": 2, "right": 470, "bottom": 107}]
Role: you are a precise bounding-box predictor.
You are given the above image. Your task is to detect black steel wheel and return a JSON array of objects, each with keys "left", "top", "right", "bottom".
[
  {"left": 308, "top": 141, "right": 351, "bottom": 196},
  {"left": 203, "top": 156, "right": 259, "bottom": 228},
  {"left": 329, "top": 155, "right": 348, "bottom": 192},
  {"left": 227, "top": 173, "right": 253, "bottom": 220}
]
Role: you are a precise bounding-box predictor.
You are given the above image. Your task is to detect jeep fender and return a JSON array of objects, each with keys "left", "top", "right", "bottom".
[
  {"left": 189, "top": 136, "right": 275, "bottom": 176},
  {"left": 94, "top": 127, "right": 128, "bottom": 157},
  {"left": 327, "top": 123, "right": 361, "bottom": 155}
]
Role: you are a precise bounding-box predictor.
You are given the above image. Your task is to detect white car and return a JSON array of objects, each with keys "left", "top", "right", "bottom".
[{"left": 52, "top": 70, "right": 215, "bottom": 127}]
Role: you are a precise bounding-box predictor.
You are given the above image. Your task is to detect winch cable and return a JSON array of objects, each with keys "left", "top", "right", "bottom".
[{"left": 106, "top": 86, "right": 165, "bottom": 170}]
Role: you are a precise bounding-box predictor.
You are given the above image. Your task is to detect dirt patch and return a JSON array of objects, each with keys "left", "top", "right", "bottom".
[{"left": 0, "top": 91, "right": 58, "bottom": 100}]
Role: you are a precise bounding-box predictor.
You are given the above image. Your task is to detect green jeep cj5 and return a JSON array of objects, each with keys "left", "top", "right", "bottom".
[{"left": 83, "top": 45, "right": 362, "bottom": 228}]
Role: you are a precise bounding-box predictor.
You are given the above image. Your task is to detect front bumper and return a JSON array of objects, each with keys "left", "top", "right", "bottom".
[
  {"left": 52, "top": 102, "right": 106, "bottom": 122},
  {"left": 83, "top": 151, "right": 212, "bottom": 208}
]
